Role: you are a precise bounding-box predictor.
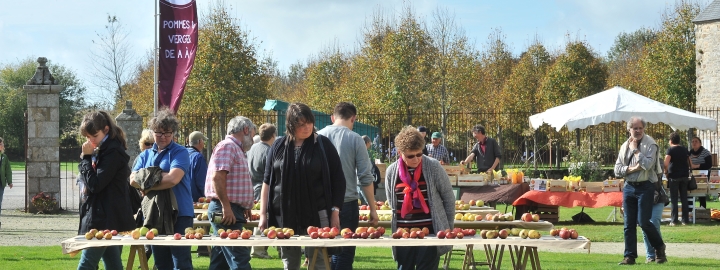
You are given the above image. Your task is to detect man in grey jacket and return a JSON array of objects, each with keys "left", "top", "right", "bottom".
[{"left": 318, "top": 102, "right": 378, "bottom": 270}]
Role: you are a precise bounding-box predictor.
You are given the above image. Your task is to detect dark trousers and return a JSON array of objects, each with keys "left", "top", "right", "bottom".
[
  {"left": 669, "top": 178, "right": 690, "bottom": 223},
  {"left": 152, "top": 216, "right": 194, "bottom": 270},
  {"left": 622, "top": 181, "right": 664, "bottom": 259},
  {"left": 331, "top": 201, "right": 359, "bottom": 270},
  {"left": 394, "top": 246, "right": 440, "bottom": 270}
]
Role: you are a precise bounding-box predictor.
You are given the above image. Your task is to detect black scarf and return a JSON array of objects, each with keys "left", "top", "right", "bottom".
[{"left": 689, "top": 146, "right": 706, "bottom": 156}]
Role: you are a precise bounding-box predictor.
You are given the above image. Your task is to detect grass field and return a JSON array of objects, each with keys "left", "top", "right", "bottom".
[{"left": 2, "top": 246, "right": 719, "bottom": 270}]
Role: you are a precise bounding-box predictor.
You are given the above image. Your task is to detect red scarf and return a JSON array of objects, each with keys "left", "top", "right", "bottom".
[{"left": 397, "top": 156, "right": 429, "bottom": 218}]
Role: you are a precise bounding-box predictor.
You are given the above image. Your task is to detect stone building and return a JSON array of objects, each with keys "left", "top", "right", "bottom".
[{"left": 694, "top": 0, "right": 720, "bottom": 156}]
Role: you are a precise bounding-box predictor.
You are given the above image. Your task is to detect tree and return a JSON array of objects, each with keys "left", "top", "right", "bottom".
[
  {"left": 478, "top": 28, "right": 515, "bottom": 113},
  {"left": 640, "top": 0, "right": 700, "bottom": 110},
  {"left": 503, "top": 41, "right": 552, "bottom": 115},
  {"left": 539, "top": 40, "right": 607, "bottom": 110},
  {"left": 122, "top": 51, "right": 155, "bottom": 120},
  {"left": 88, "top": 14, "right": 133, "bottom": 109},
  {"left": 182, "top": 1, "right": 270, "bottom": 115},
  {"left": 606, "top": 28, "right": 657, "bottom": 94}
]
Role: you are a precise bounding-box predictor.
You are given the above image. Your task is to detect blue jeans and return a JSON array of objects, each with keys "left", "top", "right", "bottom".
[
  {"left": 395, "top": 245, "right": 440, "bottom": 270},
  {"left": 152, "top": 216, "right": 193, "bottom": 270},
  {"left": 77, "top": 246, "right": 124, "bottom": 270},
  {"left": 208, "top": 200, "right": 251, "bottom": 270},
  {"left": 331, "top": 201, "right": 359, "bottom": 270},
  {"left": 642, "top": 203, "right": 664, "bottom": 260},
  {"left": 623, "top": 181, "right": 664, "bottom": 259}
]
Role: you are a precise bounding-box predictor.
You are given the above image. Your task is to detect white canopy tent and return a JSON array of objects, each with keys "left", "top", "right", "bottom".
[{"left": 529, "top": 86, "right": 718, "bottom": 131}]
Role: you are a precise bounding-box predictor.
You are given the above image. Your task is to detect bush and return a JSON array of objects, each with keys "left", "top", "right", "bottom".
[{"left": 31, "top": 192, "right": 58, "bottom": 214}]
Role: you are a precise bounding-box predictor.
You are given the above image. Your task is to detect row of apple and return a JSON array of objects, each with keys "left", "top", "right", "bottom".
[
  {"left": 455, "top": 200, "right": 485, "bottom": 207},
  {"left": 83, "top": 229, "right": 119, "bottom": 240},
  {"left": 549, "top": 228, "right": 579, "bottom": 239}
]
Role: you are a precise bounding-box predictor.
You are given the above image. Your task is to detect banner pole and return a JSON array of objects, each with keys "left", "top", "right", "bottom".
[{"left": 153, "top": 0, "right": 159, "bottom": 116}]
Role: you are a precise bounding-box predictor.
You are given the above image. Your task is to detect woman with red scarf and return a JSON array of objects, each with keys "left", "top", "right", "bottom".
[{"left": 385, "top": 126, "right": 456, "bottom": 269}]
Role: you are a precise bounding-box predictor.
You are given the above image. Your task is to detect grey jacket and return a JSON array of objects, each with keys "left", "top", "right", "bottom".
[
  {"left": 318, "top": 125, "right": 374, "bottom": 202},
  {"left": 133, "top": 166, "right": 178, "bottom": 235},
  {"left": 614, "top": 134, "right": 660, "bottom": 183},
  {"left": 385, "top": 156, "right": 455, "bottom": 257}
]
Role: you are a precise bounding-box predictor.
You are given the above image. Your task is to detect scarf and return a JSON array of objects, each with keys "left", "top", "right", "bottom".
[
  {"left": 397, "top": 156, "right": 429, "bottom": 218},
  {"left": 689, "top": 146, "right": 706, "bottom": 156},
  {"left": 278, "top": 134, "right": 321, "bottom": 231}
]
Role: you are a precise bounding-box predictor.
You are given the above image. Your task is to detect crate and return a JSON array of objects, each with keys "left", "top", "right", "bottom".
[
  {"left": 603, "top": 179, "right": 623, "bottom": 192},
  {"left": 447, "top": 174, "right": 459, "bottom": 186},
  {"left": 696, "top": 208, "right": 711, "bottom": 223},
  {"left": 457, "top": 174, "right": 486, "bottom": 186},
  {"left": 443, "top": 165, "right": 468, "bottom": 175},
  {"left": 529, "top": 203, "right": 559, "bottom": 223},
  {"left": 581, "top": 182, "right": 604, "bottom": 193},
  {"left": 530, "top": 179, "right": 548, "bottom": 191},
  {"left": 547, "top": 180, "right": 567, "bottom": 192},
  {"left": 709, "top": 183, "right": 720, "bottom": 192}
]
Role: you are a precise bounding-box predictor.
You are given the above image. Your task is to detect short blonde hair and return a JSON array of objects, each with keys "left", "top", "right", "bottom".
[
  {"left": 138, "top": 129, "right": 155, "bottom": 150},
  {"left": 394, "top": 126, "right": 425, "bottom": 153}
]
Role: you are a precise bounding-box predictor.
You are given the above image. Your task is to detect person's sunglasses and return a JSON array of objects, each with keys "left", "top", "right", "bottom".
[
  {"left": 144, "top": 142, "right": 154, "bottom": 147},
  {"left": 403, "top": 153, "right": 423, "bottom": 159}
]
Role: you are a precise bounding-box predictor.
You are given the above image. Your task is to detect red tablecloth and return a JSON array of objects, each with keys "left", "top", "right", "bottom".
[{"left": 512, "top": 191, "right": 623, "bottom": 208}]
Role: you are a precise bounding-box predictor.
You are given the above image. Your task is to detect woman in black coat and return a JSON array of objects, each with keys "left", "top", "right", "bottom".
[{"left": 77, "top": 111, "right": 135, "bottom": 270}]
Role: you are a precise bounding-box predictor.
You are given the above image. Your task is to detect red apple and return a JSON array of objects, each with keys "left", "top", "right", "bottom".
[
  {"left": 146, "top": 231, "right": 155, "bottom": 240},
  {"left": 310, "top": 232, "right": 319, "bottom": 239},
  {"left": 446, "top": 232, "right": 456, "bottom": 239},
  {"left": 392, "top": 232, "right": 401, "bottom": 239},
  {"left": 521, "top": 213, "right": 533, "bottom": 222},
  {"left": 569, "top": 229, "right": 579, "bottom": 239},
  {"left": 195, "top": 233, "right": 203, "bottom": 240},
  {"left": 456, "top": 232, "right": 464, "bottom": 239},
  {"left": 228, "top": 232, "right": 239, "bottom": 239},
  {"left": 276, "top": 232, "right": 285, "bottom": 239},
  {"left": 307, "top": 226, "right": 318, "bottom": 235},
  {"left": 559, "top": 230, "right": 571, "bottom": 240},
  {"left": 219, "top": 232, "right": 229, "bottom": 239},
  {"left": 173, "top": 233, "right": 182, "bottom": 240},
  {"left": 550, "top": 229, "right": 560, "bottom": 237},
  {"left": 110, "top": 230, "right": 118, "bottom": 236},
  {"left": 498, "top": 229, "right": 508, "bottom": 239},
  {"left": 401, "top": 232, "right": 409, "bottom": 239},
  {"left": 377, "top": 227, "right": 386, "bottom": 235},
  {"left": 417, "top": 231, "right": 425, "bottom": 239},
  {"left": 436, "top": 231, "right": 446, "bottom": 239},
  {"left": 357, "top": 227, "right": 369, "bottom": 234},
  {"left": 409, "top": 231, "right": 418, "bottom": 238},
  {"left": 320, "top": 232, "right": 330, "bottom": 239},
  {"left": 329, "top": 227, "right": 340, "bottom": 237},
  {"left": 267, "top": 230, "right": 277, "bottom": 239},
  {"left": 342, "top": 232, "right": 353, "bottom": 239},
  {"left": 480, "top": 230, "right": 488, "bottom": 239},
  {"left": 361, "top": 232, "right": 369, "bottom": 239}
]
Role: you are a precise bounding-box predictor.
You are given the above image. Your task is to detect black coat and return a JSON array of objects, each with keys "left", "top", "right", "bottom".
[{"left": 77, "top": 137, "right": 136, "bottom": 234}]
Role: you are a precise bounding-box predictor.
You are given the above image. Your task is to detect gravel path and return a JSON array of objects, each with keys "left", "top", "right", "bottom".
[{"left": 2, "top": 209, "right": 719, "bottom": 261}]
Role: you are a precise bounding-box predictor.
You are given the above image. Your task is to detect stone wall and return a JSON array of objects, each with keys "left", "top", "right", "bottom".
[{"left": 695, "top": 21, "right": 720, "bottom": 154}]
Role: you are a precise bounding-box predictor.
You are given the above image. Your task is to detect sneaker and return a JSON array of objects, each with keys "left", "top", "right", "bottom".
[
  {"left": 668, "top": 222, "right": 676, "bottom": 226},
  {"left": 646, "top": 258, "right": 655, "bottom": 263},
  {"left": 655, "top": 245, "right": 667, "bottom": 264},
  {"left": 618, "top": 257, "right": 635, "bottom": 265}
]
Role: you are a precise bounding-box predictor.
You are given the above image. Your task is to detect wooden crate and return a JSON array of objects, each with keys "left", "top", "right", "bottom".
[
  {"left": 447, "top": 174, "right": 459, "bottom": 186},
  {"left": 442, "top": 165, "right": 468, "bottom": 175},
  {"left": 547, "top": 180, "right": 567, "bottom": 192},
  {"left": 696, "top": 208, "right": 711, "bottom": 223},
  {"left": 603, "top": 179, "right": 623, "bottom": 192},
  {"left": 529, "top": 204, "right": 559, "bottom": 223},
  {"left": 581, "top": 182, "right": 604, "bottom": 193},
  {"left": 457, "top": 174, "right": 486, "bottom": 186}
]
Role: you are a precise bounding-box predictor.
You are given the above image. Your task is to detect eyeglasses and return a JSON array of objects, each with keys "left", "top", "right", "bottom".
[
  {"left": 154, "top": 132, "right": 174, "bottom": 138},
  {"left": 144, "top": 142, "right": 154, "bottom": 147},
  {"left": 403, "top": 152, "right": 423, "bottom": 160}
]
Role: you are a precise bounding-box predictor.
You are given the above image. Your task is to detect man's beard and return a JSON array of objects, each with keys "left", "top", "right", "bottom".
[{"left": 242, "top": 134, "right": 254, "bottom": 152}]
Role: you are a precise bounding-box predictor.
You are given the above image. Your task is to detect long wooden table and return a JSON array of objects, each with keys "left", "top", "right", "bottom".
[
  {"left": 192, "top": 220, "right": 554, "bottom": 231},
  {"left": 62, "top": 234, "right": 589, "bottom": 270}
]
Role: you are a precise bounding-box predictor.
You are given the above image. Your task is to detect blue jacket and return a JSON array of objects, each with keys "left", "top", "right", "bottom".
[{"left": 187, "top": 146, "right": 207, "bottom": 202}]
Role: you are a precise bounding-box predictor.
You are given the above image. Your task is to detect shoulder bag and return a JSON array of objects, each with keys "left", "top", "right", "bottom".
[{"left": 687, "top": 171, "right": 698, "bottom": 191}]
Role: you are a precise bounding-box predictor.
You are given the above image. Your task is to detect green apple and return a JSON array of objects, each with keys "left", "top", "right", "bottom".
[
  {"left": 476, "top": 200, "right": 484, "bottom": 207},
  {"left": 139, "top": 227, "right": 150, "bottom": 236},
  {"left": 151, "top": 228, "right": 159, "bottom": 236}
]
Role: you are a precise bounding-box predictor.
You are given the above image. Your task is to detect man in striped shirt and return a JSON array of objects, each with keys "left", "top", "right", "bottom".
[
  {"left": 204, "top": 116, "right": 257, "bottom": 270},
  {"left": 426, "top": 132, "right": 450, "bottom": 165}
]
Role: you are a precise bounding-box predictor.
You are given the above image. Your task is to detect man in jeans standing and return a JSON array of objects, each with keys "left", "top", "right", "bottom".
[
  {"left": 318, "top": 102, "right": 378, "bottom": 270},
  {"left": 614, "top": 116, "right": 667, "bottom": 265},
  {"left": 204, "top": 116, "right": 256, "bottom": 270}
]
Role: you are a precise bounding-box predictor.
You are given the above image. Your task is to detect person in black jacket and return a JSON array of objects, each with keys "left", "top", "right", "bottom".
[
  {"left": 77, "top": 111, "right": 135, "bottom": 270},
  {"left": 690, "top": 137, "right": 712, "bottom": 208}
]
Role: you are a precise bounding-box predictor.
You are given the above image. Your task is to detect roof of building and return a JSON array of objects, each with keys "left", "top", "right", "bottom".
[{"left": 694, "top": 0, "right": 720, "bottom": 24}]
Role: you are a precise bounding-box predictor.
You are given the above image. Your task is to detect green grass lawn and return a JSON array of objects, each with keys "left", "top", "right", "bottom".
[{"left": 2, "top": 246, "right": 719, "bottom": 270}]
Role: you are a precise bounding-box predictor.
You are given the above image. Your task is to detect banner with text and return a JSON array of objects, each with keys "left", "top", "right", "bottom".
[{"left": 158, "top": 0, "right": 197, "bottom": 112}]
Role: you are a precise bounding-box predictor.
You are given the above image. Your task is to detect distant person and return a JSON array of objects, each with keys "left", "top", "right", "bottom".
[
  {"left": 664, "top": 131, "right": 690, "bottom": 226},
  {"left": 460, "top": 125, "right": 502, "bottom": 174},
  {"left": 317, "top": 102, "right": 378, "bottom": 269},
  {"left": 76, "top": 111, "right": 135, "bottom": 270},
  {"left": 204, "top": 116, "right": 256, "bottom": 269},
  {"left": 0, "top": 137, "right": 13, "bottom": 229},
  {"left": 187, "top": 131, "right": 209, "bottom": 202},
  {"left": 386, "top": 126, "right": 455, "bottom": 269},
  {"left": 689, "top": 137, "right": 712, "bottom": 208},
  {"left": 253, "top": 135, "right": 261, "bottom": 144},
  {"left": 247, "top": 123, "right": 277, "bottom": 259},
  {"left": 426, "top": 132, "right": 450, "bottom": 165},
  {"left": 417, "top": 126, "right": 429, "bottom": 156},
  {"left": 362, "top": 135, "right": 381, "bottom": 197},
  {"left": 614, "top": 116, "right": 666, "bottom": 265}
]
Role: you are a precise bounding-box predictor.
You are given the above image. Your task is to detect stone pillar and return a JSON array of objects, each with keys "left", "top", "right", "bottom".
[
  {"left": 115, "top": 101, "right": 144, "bottom": 168},
  {"left": 23, "top": 57, "right": 61, "bottom": 213}
]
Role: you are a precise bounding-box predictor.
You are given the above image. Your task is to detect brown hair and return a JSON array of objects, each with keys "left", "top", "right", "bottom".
[
  {"left": 148, "top": 108, "right": 180, "bottom": 134},
  {"left": 333, "top": 102, "right": 357, "bottom": 120},
  {"left": 258, "top": 123, "right": 277, "bottom": 141},
  {"left": 394, "top": 126, "right": 425, "bottom": 153},
  {"left": 285, "top": 103, "right": 315, "bottom": 140},
  {"left": 80, "top": 111, "right": 128, "bottom": 150}
]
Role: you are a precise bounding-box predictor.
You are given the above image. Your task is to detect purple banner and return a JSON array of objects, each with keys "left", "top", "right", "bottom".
[{"left": 158, "top": 0, "right": 198, "bottom": 112}]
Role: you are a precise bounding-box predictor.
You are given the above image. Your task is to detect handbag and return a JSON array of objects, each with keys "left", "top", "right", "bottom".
[{"left": 688, "top": 173, "right": 698, "bottom": 191}]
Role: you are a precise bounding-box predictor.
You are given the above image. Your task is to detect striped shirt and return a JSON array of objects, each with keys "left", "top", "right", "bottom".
[
  {"left": 204, "top": 135, "right": 254, "bottom": 209},
  {"left": 393, "top": 168, "right": 434, "bottom": 232}
]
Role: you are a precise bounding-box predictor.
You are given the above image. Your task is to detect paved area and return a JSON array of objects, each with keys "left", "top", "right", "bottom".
[{"left": 2, "top": 170, "right": 83, "bottom": 212}]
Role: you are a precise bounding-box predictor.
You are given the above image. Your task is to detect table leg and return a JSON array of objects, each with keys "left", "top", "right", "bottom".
[
  {"left": 309, "top": 247, "right": 331, "bottom": 270},
  {"left": 527, "top": 246, "right": 540, "bottom": 270},
  {"left": 463, "top": 244, "right": 475, "bottom": 270},
  {"left": 442, "top": 250, "right": 452, "bottom": 270},
  {"left": 483, "top": 244, "right": 504, "bottom": 270},
  {"left": 126, "top": 245, "right": 149, "bottom": 270}
]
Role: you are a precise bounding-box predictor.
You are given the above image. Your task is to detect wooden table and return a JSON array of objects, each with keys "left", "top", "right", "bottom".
[
  {"left": 193, "top": 220, "right": 554, "bottom": 231},
  {"left": 62, "top": 234, "right": 589, "bottom": 270}
]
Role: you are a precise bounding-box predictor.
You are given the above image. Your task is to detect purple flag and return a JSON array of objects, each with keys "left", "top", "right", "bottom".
[{"left": 158, "top": 0, "right": 198, "bottom": 112}]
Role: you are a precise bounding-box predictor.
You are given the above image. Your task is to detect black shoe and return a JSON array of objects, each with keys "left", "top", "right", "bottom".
[
  {"left": 619, "top": 257, "right": 635, "bottom": 265},
  {"left": 655, "top": 245, "right": 667, "bottom": 264}
]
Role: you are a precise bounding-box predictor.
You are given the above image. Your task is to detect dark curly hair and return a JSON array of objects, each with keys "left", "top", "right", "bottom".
[
  {"left": 394, "top": 126, "right": 425, "bottom": 153},
  {"left": 148, "top": 108, "right": 180, "bottom": 134}
]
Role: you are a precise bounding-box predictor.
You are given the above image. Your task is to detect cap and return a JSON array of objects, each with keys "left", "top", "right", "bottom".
[
  {"left": 417, "top": 126, "right": 428, "bottom": 133},
  {"left": 431, "top": 132, "right": 443, "bottom": 139},
  {"left": 189, "top": 131, "right": 208, "bottom": 144}
]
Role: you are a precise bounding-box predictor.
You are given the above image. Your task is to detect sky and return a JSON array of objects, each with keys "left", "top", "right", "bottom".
[{"left": 0, "top": 0, "right": 699, "bottom": 101}]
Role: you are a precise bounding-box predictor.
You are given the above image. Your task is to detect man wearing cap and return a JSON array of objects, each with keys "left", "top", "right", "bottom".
[
  {"left": 187, "top": 131, "right": 209, "bottom": 202},
  {"left": 426, "top": 132, "right": 450, "bottom": 165},
  {"left": 417, "top": 126, "right": 430, "bottom": 156}
]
